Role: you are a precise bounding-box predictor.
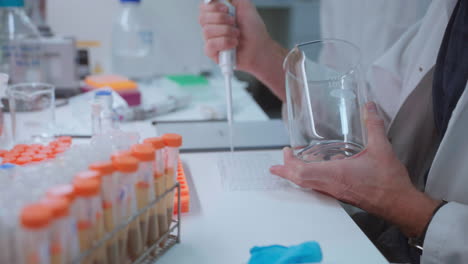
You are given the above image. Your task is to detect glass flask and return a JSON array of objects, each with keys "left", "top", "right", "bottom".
[{"left": 284, "top": 39, "right": 366, "bottom": 162}]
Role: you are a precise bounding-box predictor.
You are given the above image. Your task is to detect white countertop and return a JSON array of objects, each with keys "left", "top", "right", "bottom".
[{"left": 157, "top": 150, "right": 388, "bottom": 264}]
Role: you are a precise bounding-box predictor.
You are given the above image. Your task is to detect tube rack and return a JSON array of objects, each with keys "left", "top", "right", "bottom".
[{"left": 74, "top": 183, "right": 181, "bottom": 264}]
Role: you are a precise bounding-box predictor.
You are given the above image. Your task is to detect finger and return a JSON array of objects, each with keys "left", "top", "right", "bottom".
[
  {"left": 199, "top": 12, "right": 235, "bottom": 26},
  {"left": 200, "top": 2, "right": 229, "bottom": 13},
  {"left": 270, "top": 165, "right": 293, "bottom": 179},
  {"left": 270, "top": 164, "right": 307, "bottom": 187},
  {"left": 203, "top": 24, "right": 240, "bottom": 39},
  {"left": 282, "top": 147, "right": 306, "bottom": 166},
  {"left": 364, "top": 102, "right": 390, "bottom": 149},
  {"left": 270, "top": 165, "right": 332, "bottom": 191},
  {"left": 283, "top": 146, "right": 334, "bottom": 175},
  {"left": 204, "top": 37, "right": 238, "bottom": 59}
]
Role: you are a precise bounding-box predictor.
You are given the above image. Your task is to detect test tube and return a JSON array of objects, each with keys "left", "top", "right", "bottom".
[
  {"left": 74, "top": 171, "right": 107, "bottom": 263},
  {"left": 130, "top": 144, "right": 156, "bottom": 248},
  {"left": 89, "top": 161, "right": 119, "bottom": 264},
  {"left": 18, "top": 203, "right": 52, "bottom": 264},
  {"left": 45, "top": 185, "right": 80, "bottom": 261},
  {"left": 162, "top": 134, "right": 182, "bottom": 230},
  {"left": 0, "top": 213, "right": 14, "bottom": 264},
  {"left": 143, "top": 137, "right": 166, "bottom": 244},
  {"left": 73, "top": 178, "right": 104, "bottom": 263},
  {"left": 112, "top": 156, "right": 143, "bottom": 261},
  {"left": 40, "top": 197, "right": 71, "bottom": 264}
]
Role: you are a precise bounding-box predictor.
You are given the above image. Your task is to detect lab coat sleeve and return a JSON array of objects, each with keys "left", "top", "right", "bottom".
[
  {"left": 422, "top": 202, "right": 468, "bottom": 264},
  {"left": 365, "top": 21, "right": 422, "bottom": 127}
]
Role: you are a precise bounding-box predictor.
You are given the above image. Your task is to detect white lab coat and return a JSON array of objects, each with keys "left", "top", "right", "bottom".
[
  {"left": 364, "top": 0, "right": 468, "bottom": 263},
  {"left": 320, "top": 0, "right": 432, "bottom": 74}
]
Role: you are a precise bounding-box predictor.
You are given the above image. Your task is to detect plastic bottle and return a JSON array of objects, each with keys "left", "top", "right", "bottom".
[
  {"left": 111, "top": 0, "right": 156, "bottom": 80},
  {"left": 18, "top": 203, "right": 52, "bottom": 264},
  {"left": 162, "top": 134, "right": 182, "bottom": 230},
  {"left": 143, "top": 137, "right": 165, "bottom": 243},
  {"left": 0, "top": 0, "right": 43, "bottom": 83},
  {"left": 130, "top": 144, "right": 155, "bottom": 247},
  {"left": 92, "top": 90, "right": 118, "bottom": 136}
]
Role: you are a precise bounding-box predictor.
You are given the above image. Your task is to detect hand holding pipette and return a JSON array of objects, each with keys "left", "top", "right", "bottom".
[{"left": 204, "top": 0, "right": 236, "bottom": 152}]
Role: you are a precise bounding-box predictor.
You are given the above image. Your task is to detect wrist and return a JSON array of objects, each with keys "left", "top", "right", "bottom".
[
  {"left": 248, "top": 40, "right": 288, "bottom": 101},
  {"left": 249, "top": 39, "right": 286, "bottom": 73},
  {"left": 381, "top": 188, "right": 440, "bottom": 237}
]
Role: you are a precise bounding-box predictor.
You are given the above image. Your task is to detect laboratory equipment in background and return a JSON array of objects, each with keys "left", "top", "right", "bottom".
[
  {"left": 111, "top": 0, "right": 156, "bottom": 81},
  {"left": 0, "top": 0, "right": 79, "bottom": 95},
  {"left": 115, "top": 94, "right": 191, "bottom": 122},
  {"left": 83, "top": 75, "right": 192, "bottom": 122},
  {"left": 77, "top": 41, "right": 105, "bottom": 77},
  {"left": 84, "top": 74, "right": 141, "bottom": 106},
  {"left": 284, "top": 39, "right": 366, "bottom": 162},
  {"left": 7, "top": 82, "right": 56, "bottom": 144},
  {"left": 48, "top": 0, "right": 211, "bottom": 76},
  {"left": 25, "top": 0, "right": 80, "bottom": 96},
  {"left": 91, "top": 90, "right": 118, "bottom": 136},
  {"left": 77, "top": 49, "right": 91, "bottom": 79},
  {"left": 0, "top": 0, "right": 43, "bottom": 84},
  {"left": 40, "top": 36, "right": 79, "bottom": 96},
  {"left": 24, "top": 0, "right": 50, "bottom": 36},
  {"left": 0, "top": 74, "right": 7, "bottom": 148},
  {"left": 153, "top": 120, "right": 289, "bottom": 153}
]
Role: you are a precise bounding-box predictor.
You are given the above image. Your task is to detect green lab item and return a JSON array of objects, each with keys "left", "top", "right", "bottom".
[{"left": 166, "top": 75, "right": 209, "bottom": 86}]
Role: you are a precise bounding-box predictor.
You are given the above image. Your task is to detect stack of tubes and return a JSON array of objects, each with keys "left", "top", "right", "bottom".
[{"left": 0, "top": 133, "right": 182, "bottom": 264}]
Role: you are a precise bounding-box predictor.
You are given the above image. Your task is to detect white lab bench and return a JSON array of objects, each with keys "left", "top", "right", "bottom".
[
  {"left": 156, "top": 151, "right": 388, "bottom": 264},
  {"left": 54, "top": 78, "right": 387, "bottom": 263}
]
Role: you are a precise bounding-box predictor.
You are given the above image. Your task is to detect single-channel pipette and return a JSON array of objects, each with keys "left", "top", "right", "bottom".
[{"left": 205, "top": 0, "right": 236, "bottom": 152}]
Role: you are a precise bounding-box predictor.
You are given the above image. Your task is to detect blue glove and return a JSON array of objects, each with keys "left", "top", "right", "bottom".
[{"left": 248, "top": 241, "right": 323, "bottom": 264}]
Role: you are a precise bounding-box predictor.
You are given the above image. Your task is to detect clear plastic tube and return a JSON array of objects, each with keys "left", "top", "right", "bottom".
[
  {"left": 130, "top": 144, "right": 155, "bottom": 249},
  {"left": 18, "top": 203, "right": 52, "bottom": 264},
  {"left": 73, "top": 171, "right": 107, "bottom": 263},
  {"left": 162, "top": 134, "right": 182, "bottom": 231},
  {"left": 40, "top": 198, "right": 71, "bottom": 264},
  {"left": 73, "top": 179, "right": 101, "bottom": 263},
  {"left": 143, "top": 137, "right": 166, "bottom": 244},
  {"left": 112, "top": 156, "right": 142, "bottom": 262},
  {"left": 88, "top": 161, "right": 119, "bottom": 264},
  {"left": 45, "top": 183, "right": 79, "bottom": 260},
  {"left": 92, "top": 194, "right": 107, "bottom": 263}
]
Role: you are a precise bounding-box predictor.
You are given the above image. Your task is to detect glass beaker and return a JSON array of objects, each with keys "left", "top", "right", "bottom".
[
  {"left": 284, "top": 39, "right": 366, "bottom": 162},
  {"left": 8, "top": 82, "right": 55, "bottom": 144}
]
